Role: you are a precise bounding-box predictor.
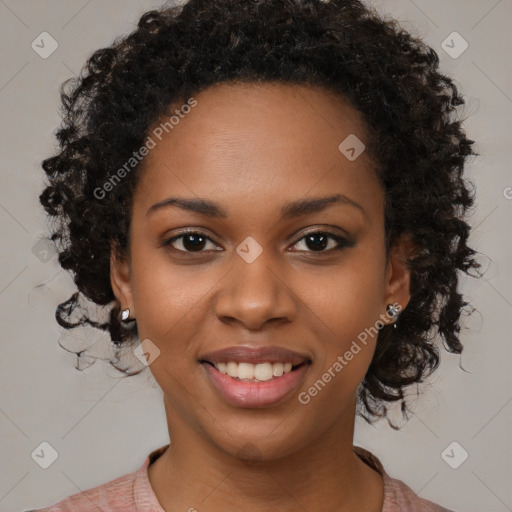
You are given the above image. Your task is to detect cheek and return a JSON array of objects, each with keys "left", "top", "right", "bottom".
[
  {"left": 309, "top": 250, "right": 386, "bottom": 335},
  {"left": 300, "top": 250, "right": 386, "bottom": 389},
  {"left": 128, "top": 256, "right": 213, "bottom": 404},
  {"left": 128, "top": 247, "right": 218, "bottom": 359}
]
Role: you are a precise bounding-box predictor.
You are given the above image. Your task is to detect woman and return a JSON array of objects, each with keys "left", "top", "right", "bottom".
[{"left": 33, "top": 0, "right": 480, "bottom": 510}]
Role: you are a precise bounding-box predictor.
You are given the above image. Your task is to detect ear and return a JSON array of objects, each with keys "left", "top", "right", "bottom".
[
  {"left": 110, "top": 243, "right": 135, "bottom": 317},
  {"left": 383, "top": 233, "right": 418, "bottom": 320}
]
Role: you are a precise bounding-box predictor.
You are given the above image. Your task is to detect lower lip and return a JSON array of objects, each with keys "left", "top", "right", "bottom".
[{"left": 202, "top": 362, "right": 309, "bottom": 408}]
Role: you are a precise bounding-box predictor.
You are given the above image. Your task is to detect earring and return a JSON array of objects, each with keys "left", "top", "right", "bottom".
[
  {"left": 121, "top": 308, "right": 131, "bottom": 322},
  {"left": 386, "top": 303, "right": 400, "bottom": 329}
]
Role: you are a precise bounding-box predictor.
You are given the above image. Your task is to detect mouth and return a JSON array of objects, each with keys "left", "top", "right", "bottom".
[{"left": 198, "top": 345, "right": 312, "bottom": 408}]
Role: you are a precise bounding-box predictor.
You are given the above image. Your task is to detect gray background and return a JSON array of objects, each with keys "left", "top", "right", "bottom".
[{"left": 0, "top": 0, "right": 511, "bottom": 511}]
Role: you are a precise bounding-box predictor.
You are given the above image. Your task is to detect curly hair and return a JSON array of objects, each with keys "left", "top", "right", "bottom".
[{"left": 39, "top": 0, "right": 481, "bottom": 428}]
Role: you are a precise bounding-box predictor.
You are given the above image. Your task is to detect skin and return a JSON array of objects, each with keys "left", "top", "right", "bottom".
[{"left": 110, "top": 82, "right": 416, "bottom": 512}]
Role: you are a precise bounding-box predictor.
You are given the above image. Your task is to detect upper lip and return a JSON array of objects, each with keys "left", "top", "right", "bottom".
[{"left": 199, "top": 345, "right": 311, "bottom": 365}]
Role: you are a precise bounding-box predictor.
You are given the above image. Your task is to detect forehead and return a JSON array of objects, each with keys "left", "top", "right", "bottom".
[{"left": 134, "top": 82, "right": 383, "bottom": 223}]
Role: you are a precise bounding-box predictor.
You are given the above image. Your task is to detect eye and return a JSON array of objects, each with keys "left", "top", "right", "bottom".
[
  {"left": 162, "top": 231, "right": 220, "bottom": 254},
  {"left": 290, "top": 231, "right": 353, "bottom": 253}
]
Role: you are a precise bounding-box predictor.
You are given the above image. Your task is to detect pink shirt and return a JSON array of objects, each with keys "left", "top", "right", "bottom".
[{"left": 28, "top": 444, "right": 454, "bottom": 511}]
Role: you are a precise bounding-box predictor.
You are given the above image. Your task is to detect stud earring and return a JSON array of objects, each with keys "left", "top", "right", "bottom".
[
  {"left": 386, "top": 303, "right": 400, "bottom": 329},
  {"left": 121, "top": 308, "right": 131, "bottom": 322}
]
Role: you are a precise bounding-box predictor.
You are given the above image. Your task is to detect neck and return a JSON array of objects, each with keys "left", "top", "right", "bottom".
[{"left": 148, "top": 397, "right": 384, "bottom": 512}]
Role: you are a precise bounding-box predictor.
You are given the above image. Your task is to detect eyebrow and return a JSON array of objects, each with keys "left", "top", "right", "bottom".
[{"left": 146, "top": 194, "right": 367, "bottom": 220}]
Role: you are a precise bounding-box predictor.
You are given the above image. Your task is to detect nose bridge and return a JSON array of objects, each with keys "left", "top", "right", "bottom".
[{"left": 213, "top": 241, "right": 297, "bottom": 329}]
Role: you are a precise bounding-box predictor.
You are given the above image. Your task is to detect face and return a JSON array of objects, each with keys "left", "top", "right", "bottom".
[{"left": 111, "top": 82, "right": 413, "bottom": 461}]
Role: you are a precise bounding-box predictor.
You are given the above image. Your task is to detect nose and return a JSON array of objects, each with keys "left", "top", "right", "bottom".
[{"left": 213, "top": 249, "right": 298, "bottom": 331}]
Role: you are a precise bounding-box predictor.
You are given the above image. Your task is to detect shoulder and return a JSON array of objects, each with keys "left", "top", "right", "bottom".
[
  {"left": 353, "top": 445, "right": 456, "bottom": 512},
  {"left": 384, "top": 474, "right": 456, "bottom": 512},
  {"left": 28, "top": 470, "right": 138, "bottom": 512},
  {"left": 27, "top": 447, "right": 167, "bottom": 512}
]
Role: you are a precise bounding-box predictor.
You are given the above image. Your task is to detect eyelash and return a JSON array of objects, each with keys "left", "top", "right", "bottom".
[{"left": 161, "top": 229, "right": 354, "bottom": 256}]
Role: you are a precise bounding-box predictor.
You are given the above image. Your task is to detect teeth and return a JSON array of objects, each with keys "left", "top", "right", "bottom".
[
  {"left": 213, "top": 361, "right": 298, "bottom": 381},
  {"left": 272, "top": 362, "right": 284, "bottom": 377},
  {"left": 238, "top": 362, "right": 255, "bottom": 380},
  {"left": 254, "top": 362, "right": 273, "bottom": 381},
  {"left": 226, "top": 362, "right": 238, "bottom": 378}
]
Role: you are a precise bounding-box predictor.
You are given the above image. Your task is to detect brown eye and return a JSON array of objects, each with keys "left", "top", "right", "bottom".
[
  {"left": 163, "top": 231, "right": 220, "bottom": 253},
  {"left": 290, "top": 231, "right": 354, "bottom": 253}
]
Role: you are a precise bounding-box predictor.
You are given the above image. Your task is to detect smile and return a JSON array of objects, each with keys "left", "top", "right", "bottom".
[{"left": 199, "top": 345, "right": 311, "bottom": 408}]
